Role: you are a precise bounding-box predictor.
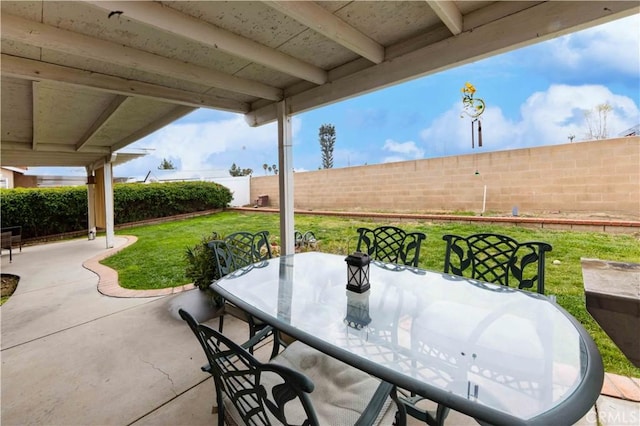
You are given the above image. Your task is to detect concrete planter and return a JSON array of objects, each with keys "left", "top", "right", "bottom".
[{"left": 582, "top": 258, "right": 640, "bottom": 367}]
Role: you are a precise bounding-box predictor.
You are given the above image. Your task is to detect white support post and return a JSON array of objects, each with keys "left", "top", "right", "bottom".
[
  {"left": 482, "top": 184, "right": 487, "bottom": 216},
  {"left": 277, "top": 100, "right": 295, "bottom": 255},
  {"left": 103, "top": 160, "right": 115, "bottom": 248},
  {"left": 85, "top": 166, "right": 96, "bottom": 240}
]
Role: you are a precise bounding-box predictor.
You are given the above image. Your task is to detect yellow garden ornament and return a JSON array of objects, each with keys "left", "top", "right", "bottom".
[{"left": 461, "top": 82, "right": 485, "bottom": 148}]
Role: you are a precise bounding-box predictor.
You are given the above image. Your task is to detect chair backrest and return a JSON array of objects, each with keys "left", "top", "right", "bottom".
[
  {"left": 1, "top": 231, "right": 12, "bottom": 250},
  {"left": 207, "top": 240, "right": 237, "bottom": 281},
  {"left": 295, "top": 230, "right": 317, "bottom": 250},
  {"left": 356, "top": 226, "right": 426, "bottom": 267},
  {"left": 224, "top": 231, "right": 272, "bottom": 268},
  {"left": 178, "top": 309, "right": 319, "bottom": 426},
  {"left": 442, "top": 233, "right": 552, "bottom": 294}
]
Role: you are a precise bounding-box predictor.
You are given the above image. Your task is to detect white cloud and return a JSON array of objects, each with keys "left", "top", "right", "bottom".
[
  {"left": 115, "top": 115, "right": 301, "bottom": 177},
  {"left": 141, "top": 116, "right": 277, "bottom": 170},
  {"left": 517, "top": 84, "right": 639, "bottom": 142},
  {"left": 381, "top": 139, "right": 425, "bottom": 163},
  {"left": 540, "top": 14, "right": 640, "bottom": 76},
  {"left": 420, "top": 106, "right": 517, "bottom": 156},
  {"left": 420, "top": 84, "right": 640, "bottom": 156}
]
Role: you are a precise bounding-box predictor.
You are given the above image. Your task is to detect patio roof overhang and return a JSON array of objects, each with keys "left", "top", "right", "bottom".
[{"left": 1, "top": 1, "right": 637, "bottom": 169}]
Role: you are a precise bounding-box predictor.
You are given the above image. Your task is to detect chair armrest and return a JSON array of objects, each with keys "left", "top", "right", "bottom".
[
  {"left": 261, "top": 362, "right": 315, "bottom": 394},
  {"left": 354, "top": 381, "right": 401, "bottom": 426},
  {"left": 1, "top": 226, "right": 21, "bottom": 234},
  {"left": 240, "top": 324, "right": 275, "bottom": 352}
]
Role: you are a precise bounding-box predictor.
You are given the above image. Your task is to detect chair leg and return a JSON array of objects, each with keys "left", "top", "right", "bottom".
[
  {"left": 402, "top": 392, "right": 450, "bottom": 426},
  {"left": 434, "top": 405, "right": 450, "bottom": 426},
  {"left": 215, "top": 381, "right": 224, "bottom": 426},
  {"left": 390, "top": 386, "right": 407, "bottom": 426},
  {"left": 269, "top": 330, "right": 282, "bottom": 359},
  {"left": 247, "top": 323, "right": 255, "bottom": 354},
  {"left": 217, "top": 315, "right": 224, "bottom": 333}
]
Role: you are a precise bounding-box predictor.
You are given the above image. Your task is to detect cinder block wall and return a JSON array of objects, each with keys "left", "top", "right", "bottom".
[{"left": 250, "top": 137, "right": 639, "bottom": 218}]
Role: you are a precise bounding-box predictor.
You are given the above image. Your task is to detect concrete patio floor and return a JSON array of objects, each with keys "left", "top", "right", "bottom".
[{"left": 1, "top": 237, "right": 638, "bottom": 425}]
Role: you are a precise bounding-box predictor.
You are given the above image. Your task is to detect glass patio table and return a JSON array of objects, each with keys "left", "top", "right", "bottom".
[{"left": 212, "top": 252, "right": 603, "bottom": 426}]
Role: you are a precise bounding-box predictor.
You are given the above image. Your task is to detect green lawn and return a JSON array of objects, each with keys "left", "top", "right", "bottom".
[{"left": 101, "top": 210, "right": 640, "bottom": 377}]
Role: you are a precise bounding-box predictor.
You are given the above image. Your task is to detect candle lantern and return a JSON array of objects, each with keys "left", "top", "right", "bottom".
[
  {"left": 344, "top": 290, "right": 371, "bottom": 330},
  {"left": 345, "top": 251, "right": 370, "bottom": 293}
]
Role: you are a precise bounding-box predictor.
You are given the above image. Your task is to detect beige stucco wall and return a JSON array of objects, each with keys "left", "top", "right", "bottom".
[
  {"left": 250, "top": 137, "right": 640, "bottom": 219},
  {"left": 0, "top": 168, "right": 15, "bottom": 188}
]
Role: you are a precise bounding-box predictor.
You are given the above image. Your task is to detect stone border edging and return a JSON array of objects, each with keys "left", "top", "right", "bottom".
[
  {"left": 231, "top": 208, "right": 640, "bottom": 233},
  {"left": 602, "top": 373, "right": 640, "bottom": 402},
  {"left": 83, "top": 235, "right": 195, "bottom": 298}
]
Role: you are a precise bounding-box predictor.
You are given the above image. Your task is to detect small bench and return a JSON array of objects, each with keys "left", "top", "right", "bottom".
[
  {"left": 1, "top": 226, "right": 22, "bottom": 252},
  {"left": 1, "top": 231, "right": 12, "bottom": 262}
]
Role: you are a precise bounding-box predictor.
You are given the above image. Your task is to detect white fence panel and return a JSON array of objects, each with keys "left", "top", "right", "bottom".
[{"left": 210, "top": 176, "right": 251, "bottom": 207}]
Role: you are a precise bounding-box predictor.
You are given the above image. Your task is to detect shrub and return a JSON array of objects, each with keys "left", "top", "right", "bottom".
[
  {"left": 184, "top": 232, "right": 225, "bottom": 306},
  {"left": 113, "top": 181, "right": 232, "bottom": 224},
  {"left": 0, "top": 181, "right": 233, "bottom": 240},
  {"left": 0, "top": 187, "right": 88, "bottom": 238}
]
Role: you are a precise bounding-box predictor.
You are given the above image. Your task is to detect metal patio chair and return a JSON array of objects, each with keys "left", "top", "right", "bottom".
[
  {"left": 1, "top": 231, "right": 13, "bottom": 263},
  {"left": 402, "top": 233, "right": 552, "bottom": 425},
  {"left": 1, "top": 226, "right": 22, "bottom": 252},
  {"left": 224, "top": 230, "right": 272, "bottom": 266},
  {"left": 179, "top": 308, "right": 406, "bottom": 426},
  {"left": 295, "top": 230, "right": 318, "bottom": 251},
  {"left": 356, "top": 226, "right": 426, "bottom": 267},
  {"left": 442, "top": 232, "right": 553, "bottom": 295},
  {"left": 209, "top": 232, "right": 274, "bottom": 353},
  {"left": 203, "top": 240, "right": 237, "bottom": 335}
]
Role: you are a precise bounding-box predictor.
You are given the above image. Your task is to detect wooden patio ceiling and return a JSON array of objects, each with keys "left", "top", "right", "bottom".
[{"left": 1, "top": 1, "right": 637, "bottom": 168}]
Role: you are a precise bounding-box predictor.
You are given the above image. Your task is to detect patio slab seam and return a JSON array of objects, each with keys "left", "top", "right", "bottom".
[{"left": 83, "top": 235, "right": 195, "bottom": 298}]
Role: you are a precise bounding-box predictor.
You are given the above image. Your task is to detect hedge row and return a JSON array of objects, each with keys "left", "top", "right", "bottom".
[{"left": 0, "top": 181, "right": 233, "bottom": 239}]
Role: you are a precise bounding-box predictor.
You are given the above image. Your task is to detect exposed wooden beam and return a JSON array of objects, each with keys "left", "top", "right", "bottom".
[
  {"left": 426, "top": 1, "right": 463, "bottom": 35},
  {"left": 87, "top": 1, "right": 327, "bottom": 85},
  {"left": 263, "top": 1, "right": 385, "bottom": 64},
  {"left": 1, "top": 13, "right": 283, "bottom": 101},
  {"left": 2, "top": 141, "right": 111, "bottom": 153},
  {"left": 1, "top": 55, "right": 250, "bottom": 113},
  {"left": 76, "top": 95, "right": 128, "bottom": 151},
  {"left": 246, "top": 1, "right": 637, "bottom": 126},
  {"left": 0, "top": 152, "right": 114, "bottom": 167},
  {"left": 3, "top": 105, "right": 193, "bottom": 163},
  {"left": 31, "top": 81, "right": 40, "bottom": 150}
]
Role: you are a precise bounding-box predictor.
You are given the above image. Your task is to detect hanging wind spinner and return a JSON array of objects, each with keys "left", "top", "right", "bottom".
[{"left": 460, "top": 82, "right": 485, "bottom": 148}]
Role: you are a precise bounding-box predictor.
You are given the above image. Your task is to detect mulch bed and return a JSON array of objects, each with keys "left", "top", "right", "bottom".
[{"left": 1, "top": 274, "right": 19, "bottom": 302}]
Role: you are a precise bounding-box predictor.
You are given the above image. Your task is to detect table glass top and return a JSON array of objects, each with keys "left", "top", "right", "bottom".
[{"left": 214, "top": 252, "right": 595, "bottom": 422}]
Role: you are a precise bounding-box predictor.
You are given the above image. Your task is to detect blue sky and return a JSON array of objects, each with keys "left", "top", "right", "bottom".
[{"left": 31, "top": 14, "right": 640, "bottom": 179}]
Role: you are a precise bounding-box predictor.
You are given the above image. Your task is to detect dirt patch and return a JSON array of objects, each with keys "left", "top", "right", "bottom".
[{"left": 1, "top": 274, "right": 19, "bottom": 304}]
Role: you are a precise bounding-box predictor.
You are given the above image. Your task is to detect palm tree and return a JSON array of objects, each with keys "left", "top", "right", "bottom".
[{"left": 263, "top": 163, "right": 268, "bottom": 175}]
